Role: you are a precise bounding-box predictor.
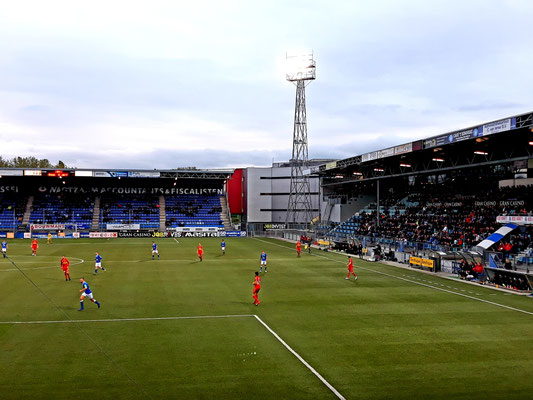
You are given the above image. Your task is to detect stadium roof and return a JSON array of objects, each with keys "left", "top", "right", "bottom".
[
  {"left": 317, "top": 111, "right": 533, "bottom": 185},
  {"left": 0, "top": 167, "right": 234, "bottom": 180}
]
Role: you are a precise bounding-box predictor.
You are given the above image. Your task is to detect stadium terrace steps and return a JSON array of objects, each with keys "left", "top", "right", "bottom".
[
  {"left": 159, "top": 195, "right": 166, "bottom": 231},
  {"left": 91, "top": 197, "right": 101, "bottom": 231},
  {"left": 219, "top": 195, "right": 231, "bottom": 230},
  {"left": 22, "top": 196, "right": 33, "bottom": 225}
]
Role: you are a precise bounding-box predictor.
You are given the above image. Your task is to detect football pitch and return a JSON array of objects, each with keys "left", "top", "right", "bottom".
[{"left": 1, "top": 238, "right": 532, "bottom": 399}]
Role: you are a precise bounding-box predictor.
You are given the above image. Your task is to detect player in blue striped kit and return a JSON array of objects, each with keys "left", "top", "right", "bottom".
[{"left": 78, "top": 278, "right": 101, "bottom": 310}]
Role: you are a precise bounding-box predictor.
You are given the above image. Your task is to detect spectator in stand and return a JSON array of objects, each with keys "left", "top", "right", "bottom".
[
  {"left": 503, "top": 242, "right": 513, "bottom": 258},
  {"left": 473, "top": 262, "right": 484, "bottom": 282},
  {"left": 504, "top": 258, "right": 513, "bottom": 270}
]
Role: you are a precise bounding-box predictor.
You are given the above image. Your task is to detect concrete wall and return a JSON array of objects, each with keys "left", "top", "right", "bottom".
[
  {"left": 319, "top": 193, "right": 375, "bottom": 224},
  {"left": 245, "top": 168, "right": 273, "bottom": 223},
  {"left": 245, "top": 166, "right": 320, "bottom": 223},
  {"left": 340, "top": 195, "right": 375, "bottom": 221}
]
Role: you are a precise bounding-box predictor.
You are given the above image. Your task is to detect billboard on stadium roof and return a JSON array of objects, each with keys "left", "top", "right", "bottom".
[
  {"left": 128, "top": 171, "right": 161, "bottom": 178},
  {"left": 0, "top": 169, "right": 23, "bottom": 176},
  {"left": 325, "top": 161, "right": 337, "bottom": 170},
  {"left": 377, "top": 147, "right": 395, "bottom": 159},
  {"left": 74, "top": 170, "right": 93, "bottom": 177},
  {"left": 93, "top": 171, "right": 128, "bottom": 178},
  {"left": 23, "top": 170, "right": 42, "bottom": 176},
  {"left": 394, "top": 143, "right": 412, "bottom": 155},
  {"left": 482, "top": 118, "right": 515, "bottom": 136},
  {"left": 361, "top": 152, "right": 378, "bottom": 162}
]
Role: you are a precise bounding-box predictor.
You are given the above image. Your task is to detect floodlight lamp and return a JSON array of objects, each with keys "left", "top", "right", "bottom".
[{"left": 286, "top": 53, "right": 316, "bottom": 82}]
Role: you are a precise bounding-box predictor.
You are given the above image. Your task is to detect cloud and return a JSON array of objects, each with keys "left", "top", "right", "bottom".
[
  {"left": 456, "top": 101, "right": 524, "bottom": 112},
  {"left": 0, "top": 0, "right": 532, "bottom": 169}
]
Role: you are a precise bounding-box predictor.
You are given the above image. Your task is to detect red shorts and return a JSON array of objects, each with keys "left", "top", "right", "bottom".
[
  {"left": 253, "top": 286, "right": 260, "bottom": 295},
  {"left": 32, "top": 246, "right": 38, "bottom": 250},
  {"left": 62, "top": 267, "right": 69, "bottom": 273}
]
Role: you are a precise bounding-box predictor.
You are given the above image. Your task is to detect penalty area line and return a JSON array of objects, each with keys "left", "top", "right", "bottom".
[
  {"left": 173, "top": 238, "right": 180, "bottom": 244},
  {"left": 253, "top": 315, "right": 346, "bottom": 400}
]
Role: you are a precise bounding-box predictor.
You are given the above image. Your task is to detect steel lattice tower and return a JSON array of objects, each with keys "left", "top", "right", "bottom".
[{"left": 285, "top": 53, "right": 316, "bottom": 228}]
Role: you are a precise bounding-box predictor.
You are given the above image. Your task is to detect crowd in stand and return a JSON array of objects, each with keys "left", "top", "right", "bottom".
[
  {"left": 344, "top": 184, "right": 532, "bottom": 251},
  {"left": 0, "top": 193, "right": 26, "bottom": 229},
  {"left": 100, "top": 194, "right": 159, "bottom": 224},
  {"left": 165, "top": 195, "right": 222, "bottom": 228},
  {"left": 30, "top": 193, "right": 93, "bottom": 224}
]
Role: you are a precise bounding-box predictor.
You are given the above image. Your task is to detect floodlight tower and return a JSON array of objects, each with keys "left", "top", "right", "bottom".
[{"left": 285, "top": 53, "right": 316, "bottom": 229}]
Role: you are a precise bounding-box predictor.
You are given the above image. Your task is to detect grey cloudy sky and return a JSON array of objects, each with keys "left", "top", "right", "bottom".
[{"left": 1, "top": 0, "right": 531, "bottom": 169}]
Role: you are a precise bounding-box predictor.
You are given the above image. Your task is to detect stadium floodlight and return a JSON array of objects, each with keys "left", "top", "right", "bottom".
[
  {"left": 432, "top": 158, "right": 444, "bottom": 162},
  {"left": 285, "top": 51, "right": 316, "bottom": 228},
  {"left": 474, "top": 151, "right": 488, "bottom": 155},
  {"left": 374, "top": 168, "right": 384, "bottom": 172},
  {"left": 529, "top": 141, "right": 533, "bottom": 146},
  {"left": 399, "top": 163, "right": 411, "bottom": 168},
  {"left": 286, "top": 53, "right": 316, "bottom": 82}
]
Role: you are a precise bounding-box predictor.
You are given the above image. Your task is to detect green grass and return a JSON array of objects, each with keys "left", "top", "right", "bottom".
[{"left": 1, "top": 237, "right": 532, "bottom": 399}]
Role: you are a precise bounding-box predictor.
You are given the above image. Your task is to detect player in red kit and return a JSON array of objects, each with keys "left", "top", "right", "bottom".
[
  {"left": 60, "top": 255, "right": 71, "bottom": 281},
  {"left": 296, "top": 240, "right": 302, "bottom": 257},
  {"left": 31, "top": 238, "right": 39, "bottom": 256},
  {"left": 252, "top": 271, "right": 261, "bottom": 306},
  {"left": 345, "top": 256, "right": 358, "bottom": 281},
  {"left": 197, "top": 243, "right": 203, "bottom": 262}
]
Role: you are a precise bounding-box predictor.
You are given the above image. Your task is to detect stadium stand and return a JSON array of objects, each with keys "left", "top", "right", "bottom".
[
  {"left": 165, "top": 194, "right": 223, "bottom": 228},
  {"left": 99, "top": 193, "right": 160, "bottom": 229},
  {"left": 0, "top": 193, "right": 26, "bottom": 230},
  {"left": 328, "top": 182, "right": 532, "bottom": 253},
  {"left": 29, "top": 193, "right": 94, "bottom": 229}
]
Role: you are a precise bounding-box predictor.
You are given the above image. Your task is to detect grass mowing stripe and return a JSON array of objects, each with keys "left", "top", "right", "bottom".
[
  {"left": 253, "top": 237, "right": 533, "bottom": 317},
  {"left": 0, "top": 314, "right": 255, "bottom": 325},
  {"left": 356, "top": 265, "right": 533, "bottom": 316},
  {"left": 0, "top": 257, "right": 297, "bottom": 270},
  {"left": 2, "top": 311, "right": 346, "bottom": 398},
  {"left": 4, "top": 255, "right": 153, "bottom": 399},
  {"left": 0, "top": 257, "right": 85, "bottom": 272},
  {"left": 253, "top": 314, "right": 346, "bottom": 400}
]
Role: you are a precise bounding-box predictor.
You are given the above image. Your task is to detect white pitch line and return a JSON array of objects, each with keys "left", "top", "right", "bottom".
[
  {"left": 359, "top": 267, "right": 533, "bottom": 316},
  {"left": 3, "top": 311, "right": 346, "bottom": 399},
  {"left": 173, "top": 238, "right": 180, "bottom": 244},
  {"left": 253, "top": 238, "right": 533, "bottom": 317},
  {"left": 0, "top": 314, "right": 255, "bottom": 325},
  {"left": 253, "top": 315, "right": 346, "bottom": 400},
  {"left": 0, "top": 258, "right": 85, "bottom": 272}
]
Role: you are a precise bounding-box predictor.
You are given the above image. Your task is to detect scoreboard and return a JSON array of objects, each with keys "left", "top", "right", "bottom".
[{"left": 22, "top": 170, "right": 72, "bottom": 177}]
